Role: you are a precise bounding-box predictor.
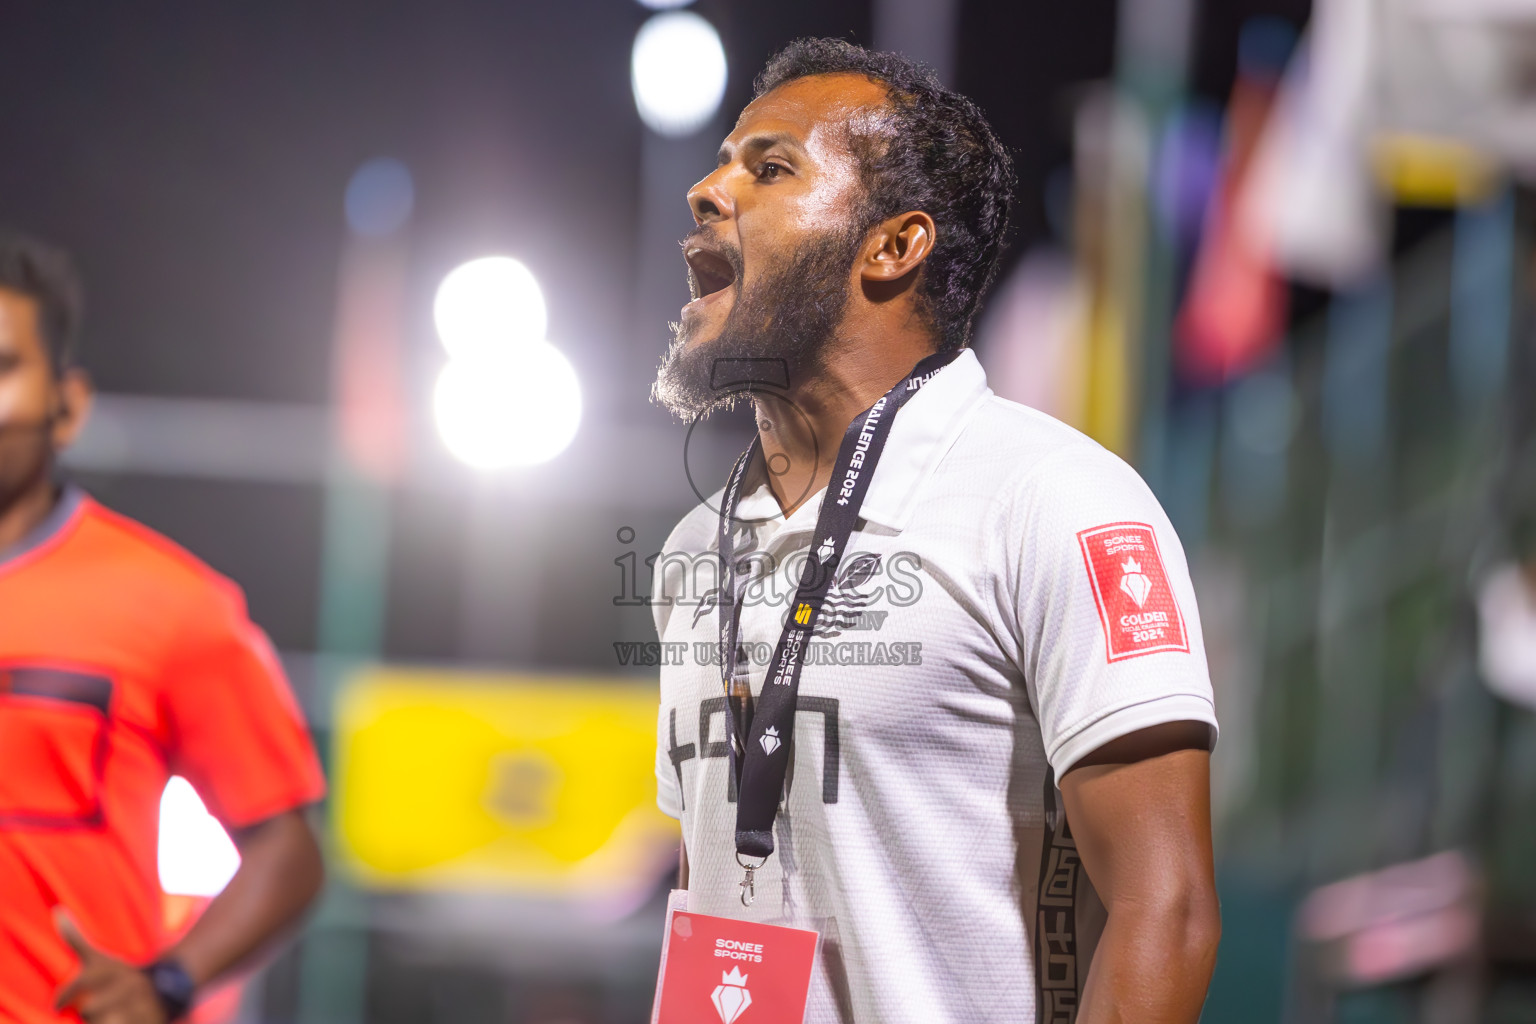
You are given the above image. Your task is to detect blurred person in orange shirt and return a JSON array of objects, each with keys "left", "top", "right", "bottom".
[{"left": 0, "top": 230, "right": 326, "bottom": 1024}]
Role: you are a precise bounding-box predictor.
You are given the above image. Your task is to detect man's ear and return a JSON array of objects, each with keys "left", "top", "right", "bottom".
[
  {"left": 859, "top": 210, "right": 936, "bottom": 284},
  {"left": 51, "top": 368, "right": 94, "bottom": 450}
]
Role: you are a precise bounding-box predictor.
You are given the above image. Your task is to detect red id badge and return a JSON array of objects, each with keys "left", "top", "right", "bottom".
[{"left": 651, "top": 892, "right": 820, "bottom": 1024}]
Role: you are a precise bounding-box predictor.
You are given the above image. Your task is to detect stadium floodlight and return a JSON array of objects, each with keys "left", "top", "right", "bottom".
[
  {"left": 433, "top": 256, "right": 548, "bottom": 360},
  {"left": 158, "top": 777, "right": 241, "bottom": 897},
  {"left": 433, "top": 339, "right": 582, "bottom": 468},
  {"left": 630, "top": 11, "right": 728, "bottom": 137}
]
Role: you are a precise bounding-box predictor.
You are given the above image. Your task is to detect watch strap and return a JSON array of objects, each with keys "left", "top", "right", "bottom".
[{"left": 143, "top": 958, "right": 196, "bottom": 1022}]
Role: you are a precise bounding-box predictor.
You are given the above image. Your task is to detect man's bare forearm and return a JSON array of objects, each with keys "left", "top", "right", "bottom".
[
  {"left": 1076, "top": 891, "right": 1220, "bottom": 1023},
  {"left": 1060, "top": 732, "right": 1220, "bottom": 1024},
  {"left": 168, "top": 808, "right": 324, "bottom": 987}
]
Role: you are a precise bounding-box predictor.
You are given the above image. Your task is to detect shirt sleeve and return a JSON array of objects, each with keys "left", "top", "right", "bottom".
[
  {"left": 163, "top": 583, "right": 326, "bottom": 829},
  {"left": 1008, "top": 444, "right": 1218, "bottom": 778}
]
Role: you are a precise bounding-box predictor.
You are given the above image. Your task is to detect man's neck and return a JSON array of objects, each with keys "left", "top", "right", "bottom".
[
  {"left": 753, "top": 328, "right": 938, "bottom": 517},
  {"left": 0, "top": 477, "right": 61, "bottom": 554}
]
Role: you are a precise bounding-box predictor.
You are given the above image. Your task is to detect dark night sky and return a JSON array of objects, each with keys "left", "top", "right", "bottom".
[
  {"left": 3, "top": 3, "right": 651, "bottom": 402},
  {"left": 2, "top": 1, "right": 1306, "bottom": 660}
]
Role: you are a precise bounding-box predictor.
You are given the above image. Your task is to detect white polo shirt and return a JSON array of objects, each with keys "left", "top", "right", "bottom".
[{"left": 652, "top": 348, "right": 1216, "bottom": 1024}]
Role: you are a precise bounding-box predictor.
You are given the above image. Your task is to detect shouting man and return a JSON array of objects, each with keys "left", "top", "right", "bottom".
[
  {"left": 651, "top": 40, "right": 1220, "bottom": 1023},
  {"left": 0, "top": 231, "right": 326, "bottom": 1023}
]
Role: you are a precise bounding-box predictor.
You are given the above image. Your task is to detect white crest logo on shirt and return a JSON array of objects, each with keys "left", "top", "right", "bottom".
[
  {"left": 817, "top": 537, "right": 836, "bottom": 564},
  {"left": 712, "top": 967, "right": 753, "bottom": 1023},
  {"left": 759, "top": 726, "right": 782, "bottom": 756},
  {"left": 1119, "top": 557, "right": 1153, "bottom": 608}
]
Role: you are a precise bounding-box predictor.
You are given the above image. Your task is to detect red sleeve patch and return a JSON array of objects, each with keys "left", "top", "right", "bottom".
[{"left": 1076, "top": 522, "right": 1189, "bottom": 661}]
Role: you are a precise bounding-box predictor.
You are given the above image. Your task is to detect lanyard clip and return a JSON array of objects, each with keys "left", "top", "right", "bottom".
[{"left": 737, "top": 853, "right": 766, "bottom": 908}]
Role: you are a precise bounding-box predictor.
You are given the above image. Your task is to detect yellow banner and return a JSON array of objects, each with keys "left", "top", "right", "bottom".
[{"left": 333, "top": 667, "right": 677, "bottom": 893}]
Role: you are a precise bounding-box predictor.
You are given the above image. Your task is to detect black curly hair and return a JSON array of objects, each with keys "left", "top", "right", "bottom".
[
  {"left": 753, "top": 38, "right": 1015, "bottom": 351},
  {"left": 0, "top": 229, "right": 83, "bottom": 375}
]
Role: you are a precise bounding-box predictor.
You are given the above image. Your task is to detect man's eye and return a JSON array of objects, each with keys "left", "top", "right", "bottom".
[{"left": 757, "top": 162, "right": 785, "bottom": 180}]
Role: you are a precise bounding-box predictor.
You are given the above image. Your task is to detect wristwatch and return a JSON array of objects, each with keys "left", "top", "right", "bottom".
[{"left": 143, "top": 958, "right": 196, "bottom": 1022}]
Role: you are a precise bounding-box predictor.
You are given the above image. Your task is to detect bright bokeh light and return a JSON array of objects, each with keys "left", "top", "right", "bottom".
[
  {"left": 433, "top": 340, "right": 582, "bottom": 468},
  {"left": 636, "top": 0, "right": 694, "bottom": 8},
  {"left": 158, "top": 777, "right": 240, "bottom": 897},
  {"left": 630, "top": 11, "right": 728, "bottom": 137},
  {"left": 433, "top": 256, "right": 548, "bottom": 359}
]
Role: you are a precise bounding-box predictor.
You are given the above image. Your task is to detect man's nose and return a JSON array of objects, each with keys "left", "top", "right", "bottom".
[{"left": 687, "top": 170, "right": 732, "bottom": 227}]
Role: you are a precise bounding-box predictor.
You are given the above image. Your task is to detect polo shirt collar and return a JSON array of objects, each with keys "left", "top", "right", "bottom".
[
  {"left": 725, "top": 348, "right": 991, "bottom": 537},
  {"left": 855, "top": 347, "right": 990, "bottom": 531},
  {"left": 0, "top": 483, "right": 86, "bottom": 568}
]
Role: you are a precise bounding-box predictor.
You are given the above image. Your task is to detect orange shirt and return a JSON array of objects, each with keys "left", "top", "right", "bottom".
[{"left": 0, "top": 489, "right": 326, "bottom": 1023}]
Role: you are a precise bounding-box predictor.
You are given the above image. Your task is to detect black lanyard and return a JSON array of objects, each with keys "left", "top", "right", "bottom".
[{"left": 716, "top": 350, "right": 958, "bottom": 901}]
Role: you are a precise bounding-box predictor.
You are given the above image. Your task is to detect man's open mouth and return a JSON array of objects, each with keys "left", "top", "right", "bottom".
[{"left": 684, "top": 243, "right": 737, "bottom": 304}]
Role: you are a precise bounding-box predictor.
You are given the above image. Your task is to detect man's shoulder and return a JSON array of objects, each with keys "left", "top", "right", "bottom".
[
  {"left": 650, "top": 495, "right": 724, "bottom": 640},
  {"left": 949, "top": 393, "right": 1142, "bottom": 496},
  {"left": 949, "top": 397, "right": 1181, "bottom": 579},
  {"left": 660, "top": 491, "right": 724, "bottom": 559},
  {"left": 74, "top": 497, "right": 248, "bottom": 622}
]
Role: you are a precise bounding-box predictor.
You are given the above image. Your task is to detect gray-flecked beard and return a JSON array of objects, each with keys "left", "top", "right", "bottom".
[{"left": 651, "top": 227, "right": 863, "bottom": 420}]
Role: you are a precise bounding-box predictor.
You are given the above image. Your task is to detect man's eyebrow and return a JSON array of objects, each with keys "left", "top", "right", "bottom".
[{"left": 717, "top": 131, "right": 804, "bottom": 166}]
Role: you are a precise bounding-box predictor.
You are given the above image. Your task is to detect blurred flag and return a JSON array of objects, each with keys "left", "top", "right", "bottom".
[
  {"left": 973, "top": 248, "right": 1088, "bottom": 427},
  {"left": 978, "top": 89, "right": 1144, "bottom": 457},
  {"left": 1241, "top": 0, "right": 1536, "bottom": 287},
  {"left": 1070, "top": 88, "right": 1150, "bottom": 458},
  {"left": 332, "top": 243, "right": 409, "bottom": 481},
  {"left": 1174, "top": 21, "right": 1292, "bottom": 385}
]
